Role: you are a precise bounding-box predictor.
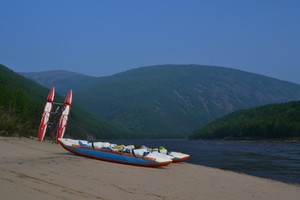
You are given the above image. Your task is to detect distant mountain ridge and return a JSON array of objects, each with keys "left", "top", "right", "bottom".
[
  {"left": 21, "top": 64, "right": 300, "bottom": 138},
  {"left": 21, "top": 70, "right": 99, "bottom": 95}
]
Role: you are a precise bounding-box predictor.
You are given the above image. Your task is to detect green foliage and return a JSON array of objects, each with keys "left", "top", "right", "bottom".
[
  {"left": 21, "top": 70, "right": 99, "bottom": 95},
  {"left": 76, "top": 65, "right": 300, "bottom": 138},
  {"left": 0, "top": 64, "right": 120, "bottom": 139},
  {"left": 190, "top": 101, "right": 300, "bottom": 140},
  {"left": 19, "top": 64, "right": 300, "bottom": 139},
  {"left": 0, "top": 65, "right": 45, "bottom": 136}
]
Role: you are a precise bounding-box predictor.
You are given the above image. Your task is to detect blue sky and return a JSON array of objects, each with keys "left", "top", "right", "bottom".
[{"left": 1, "top": 0, "right": 300, "bottom": 84}]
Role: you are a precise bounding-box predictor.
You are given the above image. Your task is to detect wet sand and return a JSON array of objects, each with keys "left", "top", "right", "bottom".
[{"left": 0, "top": 137, "right": 299, "bottom": 200}]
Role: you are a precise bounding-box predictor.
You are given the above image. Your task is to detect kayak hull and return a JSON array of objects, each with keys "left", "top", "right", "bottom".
[
  {"left": 168, "top": 152, "right": 190, "bottom": 163},
  {"left": 58, "top": 138, "right": 172, "bottom": 167},
  {"left": 56, "top": 90, "right": 72, "bottom": 143},
  {"left": 38, "top": 87, "right": 55, "bottom": 141},
  {"left": 172, "top": 155, "right": 190, "bottom": 163}
]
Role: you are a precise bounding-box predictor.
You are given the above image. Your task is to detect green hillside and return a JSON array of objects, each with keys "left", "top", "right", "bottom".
[
  {"left": 0, "top": 64, "right": 119, "bottom": 139},
  {"left": 75, "top": 65, "right": 300, "bottom": 138},
  {"left": 190, "top": 101, "right": 300, "bottom": 140},
  {"left": 21, "top": 64, "right": 300, "bottom": 139},
  {"left": 21, "top": 70, "right": 99, "bottom": 95},
  {"left": 0, "top": 65, "right": 45, "bottom": 136}
]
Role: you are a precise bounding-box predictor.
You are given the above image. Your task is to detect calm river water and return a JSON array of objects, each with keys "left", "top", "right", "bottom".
[{"left": 108, "top": 139, "right": 300, "bottom": 185}]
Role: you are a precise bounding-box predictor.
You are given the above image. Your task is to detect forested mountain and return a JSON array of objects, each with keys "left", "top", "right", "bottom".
[
  {"left": 22, "top": 64, "right": 300, "bottom": 138},
  {"left": 190, "top": 101, "right": 300, "bottom": 140},
  {"left": 21, "top": 70, "right": 99, "bottom": 95},
  {"left": 0, "top": 64, "right": 119, "bottom": 139}
]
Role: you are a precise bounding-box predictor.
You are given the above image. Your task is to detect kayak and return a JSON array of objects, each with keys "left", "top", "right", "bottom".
[
  {"left": 38, "top": 87, "right": 73, "bottom": 143},
  {"left": 58, "top": 138, "right": 173, "bottom": 167}
]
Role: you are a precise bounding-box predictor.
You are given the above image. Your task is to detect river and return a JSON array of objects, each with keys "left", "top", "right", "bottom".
[{"left": 108, "top": 139, "right": 300, "bottom": 185}]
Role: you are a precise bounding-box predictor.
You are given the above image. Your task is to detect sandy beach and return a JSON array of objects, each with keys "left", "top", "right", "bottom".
[{"left": 0, "top": 137, "right": 299, "bottom": 200}]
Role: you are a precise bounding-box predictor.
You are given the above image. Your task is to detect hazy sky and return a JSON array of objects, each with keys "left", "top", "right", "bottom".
[{"left": 1, "top": 0, "right": 300, "bottom": 84}]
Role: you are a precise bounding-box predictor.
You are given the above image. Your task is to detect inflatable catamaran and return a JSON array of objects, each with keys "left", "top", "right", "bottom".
[
  {"left": 38, "top": 88, "right": 190, "bottom": 167},
  {"left": 58, "top": 138, "right": 190, "bottom": 167},
  {"left": 38, "top": 87, "right": 72, "bottom": 143}
]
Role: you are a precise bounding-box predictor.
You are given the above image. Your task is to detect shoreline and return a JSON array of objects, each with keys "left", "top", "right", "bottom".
[
  {"left": 0, "top": 136, "right": 299, "bottom": 200},
  {"left": 191, "top": 138, "right": 300, "bottom": 143},
  {"left": 111, "top": 138, "right": 300, "bottom": 185}
]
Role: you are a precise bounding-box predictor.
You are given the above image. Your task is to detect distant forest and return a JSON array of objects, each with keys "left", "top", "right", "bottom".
[
  {"left": 0, "top": 64, "right": 120, "bottom": 139},
  {"left": 0, "top": 65, "right": 44, "bottom": 136},
  {"left": 3, "top": 63, "right": 300, "bottom": 140},
  {"left": 190, "top": 101, "right": 300, "bottom": 140},
  {"left": 22, "top": 64, "right": 300, "bottom": 139}
]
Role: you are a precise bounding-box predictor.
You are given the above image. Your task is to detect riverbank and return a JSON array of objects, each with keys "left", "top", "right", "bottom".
[{"left": 0, "top": 137, "right": 299, "bottom": 200}]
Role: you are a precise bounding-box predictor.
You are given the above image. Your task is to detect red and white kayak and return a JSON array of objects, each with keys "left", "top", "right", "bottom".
[
  {"left": 56, "top": 89, "right": 72, "bottom": 143},
  {"left": 38, "top": 87, "right": 72, "bottom": 143},
  {"left": 38, "top": 87, "right": 55, "bottom": 141}
]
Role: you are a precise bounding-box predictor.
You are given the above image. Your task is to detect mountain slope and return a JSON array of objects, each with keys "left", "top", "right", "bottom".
[
  {"left": 190, "top": 101, "right": 300, "bottom": 140},
  {"left": 0, "top": 65, "right": 46, "bottom": 136},
  {"left": 21, "top": 70, "right": 99, "bottom": 95},
  {"left": 0, "top": 64, "right": 119, "bottom": 139},
  {"left": 75, "top": 65, "right": 300, "bottom": 138}
]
